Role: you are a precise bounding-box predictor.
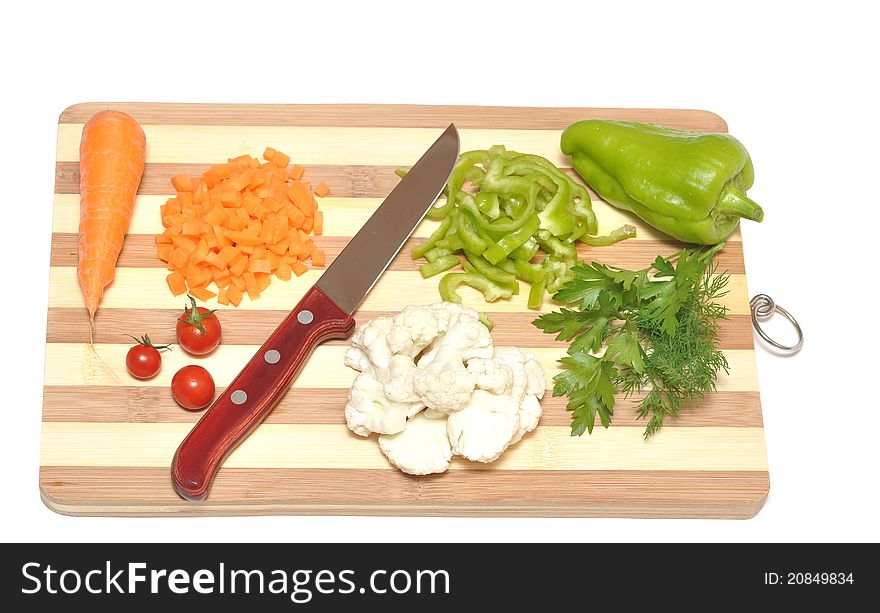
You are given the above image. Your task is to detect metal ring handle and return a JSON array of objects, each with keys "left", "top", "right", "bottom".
[{"left": 750, "top": 293, "right": 803, "bottom": 353}]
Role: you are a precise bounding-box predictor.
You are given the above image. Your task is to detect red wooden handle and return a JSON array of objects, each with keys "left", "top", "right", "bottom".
[{"left": 171, "top": 285, "right": 355, "bottom": 501}]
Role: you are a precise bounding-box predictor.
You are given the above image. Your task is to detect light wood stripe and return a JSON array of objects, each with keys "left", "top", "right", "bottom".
[
  {"left": 54, "top": 193, "right": 732, "bottom": 243},
  {"left": 41, "top": 386, "right": 764, "bottom": 427},
  {"left": 40, "top": 423, "right": 768, "bottom": 471},
  {"left": 57, "top": 125, "right": 583, "bottom": 166},
  {"left": 39, "top": 466, "right": 767, "bottom": 518},
  {"left": 46, "top": 267, "right": 753, "bottom": 314},
  {"left": 42, "top": 343, "right": 760, "bottom": 392},
  {"left": 45, "top": 308, "right": 758, "bottom": 349},
  {"left": 59, "top": 103, "right": 728, "bottom": 132}
]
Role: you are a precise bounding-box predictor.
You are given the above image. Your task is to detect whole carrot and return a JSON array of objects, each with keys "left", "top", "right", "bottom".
[{"left": 78, "top": 110, "right": 146, "bottom": 336}]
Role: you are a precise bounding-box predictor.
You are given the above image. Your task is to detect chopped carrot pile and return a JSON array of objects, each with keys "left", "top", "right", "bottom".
[{"left": 156, "top": 148, "right": 328, "bottom": 305}]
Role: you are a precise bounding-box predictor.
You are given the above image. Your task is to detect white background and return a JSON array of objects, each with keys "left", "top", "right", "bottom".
[{"left": 2, "top": 0, "right": 878, "bottom": 543}]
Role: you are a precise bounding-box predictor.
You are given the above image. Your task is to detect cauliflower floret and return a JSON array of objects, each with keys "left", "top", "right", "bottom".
[
  {"left": 347, "top": 318, "right": 395, "bottom": 379},
  {"left": 384, "top": 355, "right": 422, "bottom": 405},
  {"left": 447, "top": 390, "right": 520, "bottom": 462},
  {"left": 412, "top": 346, "right": 476, "bottom": 414},
  {"left": 467, "top": 357, "right": 514, "bottom": 395},
  {"left": 344, "top": 373, "right": 415, "bottom": 437},
  {"left": 511, "top": 394, "right": 542, "bottom": 445},
  {"left": 386, "top": 305, "right": 442, "bottom": 357},
  {"left": 378, "top": 411, "right": 453, "bottom": 475},
  {"left": 418, "top": 309, "right": 494, "bottom": 367}
]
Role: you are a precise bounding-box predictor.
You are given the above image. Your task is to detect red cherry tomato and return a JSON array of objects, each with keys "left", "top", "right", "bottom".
[
  {"left": 125, "top": 334, "right": 170, "bottom": 380},
  {"left": 176, "top": 295, "right": 222, "bottom": 356},
  {"left": 171, "top": 365, "right": 215, "bottom": 411}
]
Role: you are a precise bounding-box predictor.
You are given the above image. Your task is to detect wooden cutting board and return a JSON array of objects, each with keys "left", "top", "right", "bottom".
[{"left": 41, "top": 103, "right": 769, "bottom": 518}]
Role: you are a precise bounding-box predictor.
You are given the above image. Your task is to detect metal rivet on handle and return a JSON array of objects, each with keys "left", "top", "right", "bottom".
[
  {"left": 264, "top": 349, "right": 281, "bottom": 364},
  {"left": 297, "top": 310, "right": 314, "bottom": 324},
  {"left": 230, "top": 390, "right": 248, "bottom": 405}
]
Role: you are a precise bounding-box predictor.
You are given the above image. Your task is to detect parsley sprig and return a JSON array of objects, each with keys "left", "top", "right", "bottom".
[{"left": 533, "top": 244, "right": 730, "bottom": 438}]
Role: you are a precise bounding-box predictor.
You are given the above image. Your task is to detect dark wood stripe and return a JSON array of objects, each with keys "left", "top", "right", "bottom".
[
  {"left": 41, "top": 386, "right": 763, "bottom": 427},
  {"left": 59, "top": 103, "right": 727, "bottom": 132},
  {"left": 45, "top": 307, "right": 757, "bottom": 349},
  {"left": 56, "top": 162, "right": 597, "bottom": 198},
  {"left": 50, "top": 232, "right": 747, "bottom": 273},
  {"left": 39, "top": 466, "right": 767, "bottom": 518}
]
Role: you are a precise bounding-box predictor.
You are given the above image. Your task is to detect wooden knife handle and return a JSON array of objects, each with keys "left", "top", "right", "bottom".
[{"left": 171, "top": 285, "right": 356, "bottom": 501}]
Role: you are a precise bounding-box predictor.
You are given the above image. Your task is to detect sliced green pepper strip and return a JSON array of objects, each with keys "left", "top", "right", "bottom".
[
  {"left": 509, "top": 237, "right": 540, "bottom": 261},
  {"left": 495, "top": 258, "right": 514, "bottom": 273},
  {"left": 579, "top": 224, "right": 638, "bottom": 246},
  {"left": 513, "top": 259, "right": 546, "bottom": 284},
  {"left": 460, "top": 196, "right": 535, "bottom": 235},
  {"left": 535, "top": 230, "right": 577, "bottom": 261},
  {"left": 504, "top": 161, "right": 575, "bottom": 237},
  {"left": 433, "top": 150, "right": 491, "bottom": 220},
  {"left": 481, "top": 157, "right": 541, "bottom": 203},
  {"left": 436, "top": 234, "right": 464, "bottom": 251},
  {"left": 455, "top": 209, "right": 489, "bottom": 254},
  {"left": 439, "top": 272, "right": 514, "bottom": 304},
  {"left": 475, "top": 192, "right": 501, "bottom": 219},
  {"left": 527, "top": 273, "right": 547, "bottom": 309},
  {"left": 419, "top": 255, "right": 460, "bottom": 279},
  {"left": 464, "top": 250, "right": 517, "bottom": 286},
  {"left": 482, "top": 214, "right": 540, "bottom": 265},
  {"left": 411, "top": 216, "right": 454, "bottom": 260},
  {"left": 422, "top": 247, "right": 452, "bottom": 263}
]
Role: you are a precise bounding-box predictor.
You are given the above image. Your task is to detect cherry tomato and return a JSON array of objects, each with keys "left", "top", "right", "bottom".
[
  {"left": 171, "top": 365, "right": 215, "bottom": 410},
  {"left": 176, "top": 295, "right": 222, "bottom": 356},
  {"left": 125, "top": 334, "right": 170, "bottom": 380}
]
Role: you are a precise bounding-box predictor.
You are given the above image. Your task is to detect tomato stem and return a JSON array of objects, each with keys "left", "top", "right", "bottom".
[
  {"left": 182, "top": 295, "right": 217, "bottom": 336},
  {"left": 125, "top": 333, "right": 173, "bottom": 351}
]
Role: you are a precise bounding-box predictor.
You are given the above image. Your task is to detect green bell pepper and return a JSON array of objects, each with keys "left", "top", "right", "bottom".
[{"left": 561, "top": 119, "right": 764, "bottom": 244}]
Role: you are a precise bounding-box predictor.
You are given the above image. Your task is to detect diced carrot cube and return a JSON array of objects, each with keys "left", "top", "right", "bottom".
[
  {"left": 313, "top": 210, "right": 323, "bottom": 235},
  {"left": 247, "top": 259, "right": 272, "bottom": 274},
  {"left": 314, "top": 182, "right": 330, "bottom": 198},
  {"left": 229, "top": 254, "right": 248, "bottom": 277},
  {"left": 275, "top": 263, "right": 292, "bottom": 281},
  {"left": 189, "top": 286, "right": 217, "bottom": 302},
  {"left": 288, "top": 183, "right": 315, "bottom": 216},
  {"left": 178, "top": 191, "right": 194, "bottom": 208},
  {"left": 311, "top": 248, "right": 326, "bottom": 267},
  {"left": 217, "top": 286, "right": 230, "bottom": 306},
  {"left": 166, "top": 271, "right": 188, "bottom": 295},
  {"left": 270, "top": 150, "right": 290, "bottom": 168},
  {"left": 291, "top": 261, "right": 308, "bottom": 276},
  {"left": 243, "top": 272, "right": 260, "bottom": 300},
  {"left": 263, "top": 147, "right": 276, "bottom": 161},
  {"left": 172, "top": 174, "right": 193, "bottom": 192},
  {"left": 289, "top": 165, "right": 305, "bottom": 181},
  {"left": 226, "top": 284, "right": 243, "bottom": 306},
  {"left": 255, "top": 273, "right": 272, "bottom": 292},
  {"left": 156, "top": 243, "right": 173, "bottom": 262}
]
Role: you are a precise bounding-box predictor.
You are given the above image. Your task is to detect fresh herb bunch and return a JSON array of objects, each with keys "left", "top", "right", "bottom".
[{"left": 533, "top": 244, "right": 730, "bottom": 438}]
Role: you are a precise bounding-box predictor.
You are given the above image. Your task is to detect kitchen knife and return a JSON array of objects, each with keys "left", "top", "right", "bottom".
[{"left": 171, "top": 124, "right": 460, "bottom": 501}]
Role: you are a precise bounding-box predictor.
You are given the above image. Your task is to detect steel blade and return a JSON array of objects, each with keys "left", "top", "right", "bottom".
[{"left": 316, "top": 124, "right": 459, "bottom": 313}]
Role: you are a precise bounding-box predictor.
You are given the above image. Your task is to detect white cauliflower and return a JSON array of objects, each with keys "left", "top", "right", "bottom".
[
  {"left": 447, "top": 348, "right": 545, "bottom": 462},
  {"left": 344, "top": 374, "right": 413, "bottom": 437},
  {"left": 378, "top": 411, "right": 453, "bottom": 475},
  {"left": 343, "top": 303, "right": 546, "bottom": 475}
]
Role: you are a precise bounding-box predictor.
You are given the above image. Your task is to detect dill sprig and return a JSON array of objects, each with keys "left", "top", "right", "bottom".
[{"left": 533, "top": 244, "right": 730, "bottom": 438}]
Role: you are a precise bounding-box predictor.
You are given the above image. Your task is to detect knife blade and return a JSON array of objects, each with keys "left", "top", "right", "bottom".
[{"left": 171, "top": 124, "right": 460, "bottom": 501}]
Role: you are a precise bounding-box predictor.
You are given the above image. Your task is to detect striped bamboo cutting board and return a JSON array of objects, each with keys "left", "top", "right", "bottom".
[{"left": 41, "top": 103, "right": 769, "bottom": 518}]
